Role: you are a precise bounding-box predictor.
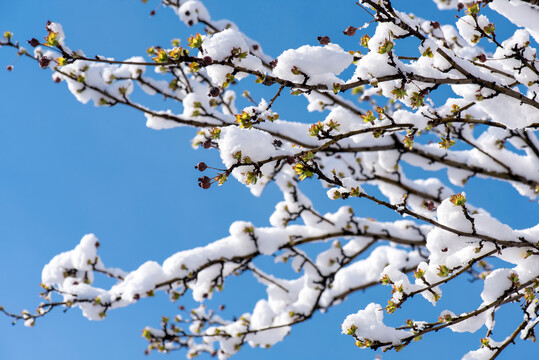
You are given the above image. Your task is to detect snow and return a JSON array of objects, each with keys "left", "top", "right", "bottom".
[
  {"left": 273, "top": 44, "right": 353, "bottom": 88},
  {"left": 489, "top": 0, "right": 539, "bottom": 43},
  {"left": 201, "top": 29, "right": 264, "bottom": 85},
  {"left": 175, "top": 0, "right": 211, "bottom": 26},
  {"left": 341, "top": 303, "right": 409, "bottom": 346},
  {"left": 42, "top": 234, "right": 100, "bottom": 286},
  {"left": 456, "top": 15, "right": 490, "bottom": 46}
]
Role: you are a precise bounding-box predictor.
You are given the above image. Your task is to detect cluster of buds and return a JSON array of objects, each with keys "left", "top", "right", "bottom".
[
  {"left": 229, "top": 47, "right": 248, "bottom": 60},
  {"left": 308, "top": 120, "right": 340, "bottom": 138},
  {"left": 449, "top": 193, "right": 466, "bottom": 206},
  {"left": 150, "top": 46, "right": 189, "bottom": 64},
  {"left": 195, "top": 159, "right": 227, "bottom": 189},
  {"left": 187, "top": 33, "right": 203, "bottom": 49},
  {"left": 439, "top": 136, "right": 456, "bottom": 150}
]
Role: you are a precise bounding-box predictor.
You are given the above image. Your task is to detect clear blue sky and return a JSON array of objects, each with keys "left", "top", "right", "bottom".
[{"left": 0, "top": 1, "right": 536, "bottom": 359}]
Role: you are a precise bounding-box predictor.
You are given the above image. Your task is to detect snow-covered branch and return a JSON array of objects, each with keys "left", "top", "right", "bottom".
[{"left": 1, "top": 0, "right": 538, "bottom": 358}]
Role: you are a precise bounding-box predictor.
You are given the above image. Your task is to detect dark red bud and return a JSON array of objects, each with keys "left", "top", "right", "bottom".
[
  {"left": 195, "top": 162, "right": 208, "bottom": 171},
  {"left": 457, "top": 3, "right": 464, "bottom": 10},
  {"left": 269, "top": 59, "right": 278, "bottom": 68},
  {"left": 54, "top": 77, "right": 61, "bottom": 83},
  {"left": 133, "top": 294, "right": 140, "bottom": 300},
  {"left": 188, "top": 20, "right": 194, "bottom": 26},
  {"left": 28, "top": 38, "right": 40, "bottom": 47},
  {"left": 208, "top": 87, "right": 220, "bottom": 97},
  {"left": 286, "top": 156, "right": 295, "bottom": 165},
  {"left": 317, "top": 36, "right": 331, "bottom": 45},
  {"left": 431, "top": 21, "right": 440, "bottom": 29},
  {"left": 38, "top": 56, "right": 51, "bottom": 69},
  {"left": 6, "top": 65, "right": 13, "bottom": 71},
  {"left": 198, "top": 176, "right": 211, "bottom": 189},
  {"left": 202, "top": 140, "right": 212, "bottom": 149},
  {"left": 150, "top": 10, "right": 156, "bottom": 16},
  {"left": 252, "top": 44, "right": 259, "bottom": 51},
  {"left": 219, "top": 305, "right": 225, "bottom": 311},
  {"left": 200, "top": 182, "right": 210, "bottom": 189},
  {"left": 273, "top": 139, "right": 283, "bottom": 148},
  {"left": 95, "top": 241, "right": 100, "bottom": 248},
  {"left": 203, "top": 56, "right": 213, "bottom": 65},
  {"left": 185, "top": 11, "right": 191, "bottom": 16},
  {"left": 198, "top": 176, "right": 210, "bottom": 183},
  {"left": 477, "top": 53, "right": 487, "bottom": 62},
  {"left": 73, "top": 281, "right": 79, "bottom": 285},
  {"left": 178, "top": 305, "right": 185, "bottom": 310},
  {"left": 343, "top": 26, "right": 357, "bottom": 36}
]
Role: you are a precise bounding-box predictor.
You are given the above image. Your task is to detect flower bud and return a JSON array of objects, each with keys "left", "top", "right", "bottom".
[
  {"left": 286, "top": 156, "right": 295, "bottom": 165},
  {"left": 203, "top": 56, "right": 213, "bottom": 65},
  {"left": 198, "top": 176, "right": 211, "bottom": 189},
  {"left": 38, "top": 56, "right": 51, "bottom": 69},
  {"left": 317, "top": 36, "right": 331, "bottom": 45},
  {"left": 28, "top": 38, "right": 40, "bottom": 47},
  {"left": 208, "top": 87, "right": 220, "bottom": 97},
  {"left": 343, "top": 26, "right": 357, "bottom": 36},
  {"left": 195, "top": 162, "right": 208, "bottom": 171}
]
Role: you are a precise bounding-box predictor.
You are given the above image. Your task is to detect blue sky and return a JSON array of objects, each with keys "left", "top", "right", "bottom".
[{"left": 0, "top": 1, "right": 537, "bottom": 359}]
